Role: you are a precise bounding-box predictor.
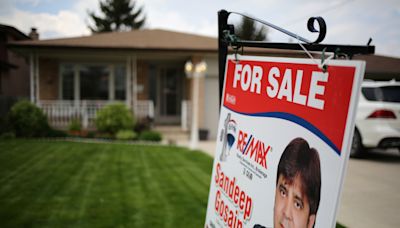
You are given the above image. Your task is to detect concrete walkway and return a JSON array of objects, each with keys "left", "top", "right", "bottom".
[{"left": 175, "top": 140, "right": 216, "bottom": 157}]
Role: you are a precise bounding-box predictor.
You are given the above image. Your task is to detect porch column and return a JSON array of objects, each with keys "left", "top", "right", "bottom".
[
  {"left": 126, "top": 56, "right": 132, "bottom": 108},
  {"left": 35, "top": 55, "right": 39, "bottom": 102},
  {"left": 185, "top": 59, "right": 207, "bottom": 150},
  {"left": 29, "top": 53, "right": 39, "bottom": 104},
  {"left": 29, "top": 53, "right": 35, "bottom": 103},
  {"left": 109, "top": 65, "right": 115, "bottom": 101},
  {"left": 126, "top": 55, "right": 137, "bottom": 114},
  {"left": 131, "top": 55, "right": 137, "bottom": 116},
  {"left": 73, "top": 65, "right": 80, "bottom": 107}
]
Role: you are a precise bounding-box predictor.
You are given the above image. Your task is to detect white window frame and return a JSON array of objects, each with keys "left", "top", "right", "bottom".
[{"left": 59, "top": 62, "right": 126, "bottom": 102}]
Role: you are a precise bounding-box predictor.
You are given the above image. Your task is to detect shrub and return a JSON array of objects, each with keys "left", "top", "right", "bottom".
[
  {"left": 139, "top": 130, "right": 162, "bottom": 142},
  {"left": 8, "top": 100, "right": 49, "bottom": 137},
  {"left": 95, "top": 103, "right": 134, "bottom": 135},
  {"left": 95, "top": 132, "right": 113, "bottom": 139},
  {"left": 134, "top": 116, "right": 153, "bottom": 134},
  {"left": 68, "top": 119, "right": 81, "bottom": 132},
  {"left": 116, "top": 130, "right": 137, "bottom": 141},
  {"left": 0, "top": 132, "right": 16, "bottom": 140},
  {"left": 86, "top": 131, "right": 96, "bottom": 138},
  {"left": 134, "top": 122, "right": 150, "bottom": 134},
  {"left": 46, "top": 128, "right": 67, "bottom": 138},
  {"left": 0, "top": 116, "right": 12, "bottom": 135}
]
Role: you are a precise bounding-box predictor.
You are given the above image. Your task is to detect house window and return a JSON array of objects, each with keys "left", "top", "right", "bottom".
[
  {"left": 114, "top": 65, "right": 126, "bottom": 100},
  {"left": 80, "top": 65, "right": 109, "bottom": 100},
  {"left": 60, "top": 63, "right": 127, "bottom": 101},
  {"left": 61, "top": 65, "right": 74, "bottom": 100}
]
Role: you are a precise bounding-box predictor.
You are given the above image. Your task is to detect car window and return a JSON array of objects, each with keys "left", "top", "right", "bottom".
[{"left": 362, "top": 86, "right": 400, "bottom": 102}]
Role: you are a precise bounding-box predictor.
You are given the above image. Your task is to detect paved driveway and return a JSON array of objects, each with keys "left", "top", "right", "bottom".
[{"left": 337, "top": 149, "right": 400, "bottom": 228}]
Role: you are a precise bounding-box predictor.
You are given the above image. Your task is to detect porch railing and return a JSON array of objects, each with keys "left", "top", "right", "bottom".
[
  {"left": 136, "top": 100, "right": 154, "bottom": 121},
  {"left": 38, "top": 100, "right": 154, "bottom": 129}
]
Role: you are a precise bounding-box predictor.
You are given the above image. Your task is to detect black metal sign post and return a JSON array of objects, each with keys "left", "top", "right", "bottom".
[{"left": 218, "top": 9, "right": 375, "bottom": 104}]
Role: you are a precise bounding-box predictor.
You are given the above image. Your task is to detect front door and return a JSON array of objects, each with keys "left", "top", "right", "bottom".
[{"left": 157, "top": 65, "right": 183, "bottom": 124}]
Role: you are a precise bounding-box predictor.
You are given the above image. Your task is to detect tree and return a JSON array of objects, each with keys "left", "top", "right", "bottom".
[
  {"left": 88, "top": 0, "right": 146, "bottom": 33},
  {"left": 235, "top": 17, "right": 268, "bottom": 41}
]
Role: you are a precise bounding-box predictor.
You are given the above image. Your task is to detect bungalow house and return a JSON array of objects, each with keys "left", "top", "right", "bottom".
[
  {"left": 7, "top": 29, "right": 311, "bottom": 139},
  {"left": 8, "top": 29, "right": 218, "bottom": 136},
  {"left": 8, "top": 28, "right": 400, "bottom": 139}
]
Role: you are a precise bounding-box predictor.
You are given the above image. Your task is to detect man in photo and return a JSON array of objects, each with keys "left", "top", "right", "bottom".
[{"left": 274, "top": 138, "right": 321, "bottom": 228}]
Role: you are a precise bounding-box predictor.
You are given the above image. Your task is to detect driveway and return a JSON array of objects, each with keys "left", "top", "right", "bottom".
[{"left": 337, "top": 149, "right": 400, "bottom": 228}]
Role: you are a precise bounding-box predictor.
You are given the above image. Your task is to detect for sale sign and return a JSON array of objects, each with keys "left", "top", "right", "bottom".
[{"left": 205, "top": 55, "right": 365, "bottom": 228}]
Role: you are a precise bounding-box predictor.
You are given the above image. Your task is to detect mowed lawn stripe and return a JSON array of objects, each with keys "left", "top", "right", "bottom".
[
  {"left": 13, "top": 142, "right": 90, "bottom": 227},
  {"left": 75, "top": 144, "right": 110, "bottom": 227},
  {"left": 47, "top": 144, "right": 102, "bottom": 226},
  {"left": 0, "top": 141, "right": 51, "bottom": 185},
  {"left": 0, "top": 141, "right": 72, "bottom": 199},
  {"left": 138, "top": 147, "right": 174, "bottom": 227},
  {"left": 172, "top": 149, "right": 213, "bottom": 191},
  {"left": 148, "top": 147, "right": 212, "bottom": 227},
  {"left": 166, "top": 149, "right": 211, "bottom": 203},
  {"left": 0, "top": 140, "right": 213, "bottom": 228}
]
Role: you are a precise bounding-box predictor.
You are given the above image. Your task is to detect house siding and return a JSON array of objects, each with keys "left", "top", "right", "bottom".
[{"left": 202, "top": 56, "right": 219, "bottom": 139}]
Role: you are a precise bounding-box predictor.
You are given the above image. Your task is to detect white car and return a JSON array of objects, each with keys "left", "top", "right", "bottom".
[{"left": 351, "top": 80, "right": 400, "bottom": 157}]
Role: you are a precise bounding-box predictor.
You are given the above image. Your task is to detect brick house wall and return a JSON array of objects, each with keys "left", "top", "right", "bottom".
[
  {"left": 137, "top": 60, "right": 148, "bottom": 100},
  {"left": 0, "top": 33, "right": 30, "bottom": 97},
  {"left": 39, "top": 58, "right": 59, "bottom": 100}
]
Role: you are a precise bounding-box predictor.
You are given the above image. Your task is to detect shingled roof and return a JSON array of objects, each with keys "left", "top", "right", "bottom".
[
  {"left": 7, "top": 28, "right": 311, "bottom": 56},
  {"left": 7, "top": 28, "right": 400, "bottom": 80},
  {"left": 0, "top": 24, "right": 30, "bottom": 40},
  {"left": 8, "top": 29, "right": 218, "bottom": 52}
]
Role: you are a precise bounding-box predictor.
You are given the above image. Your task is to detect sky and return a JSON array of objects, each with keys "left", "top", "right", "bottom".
[{"left": 0, "top": 0, "right": 399, "bottom": 58}]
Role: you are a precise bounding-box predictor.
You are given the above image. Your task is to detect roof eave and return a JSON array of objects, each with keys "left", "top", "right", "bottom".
[{"left": 7, "top": 43, "right": 218, "bottom": 54}]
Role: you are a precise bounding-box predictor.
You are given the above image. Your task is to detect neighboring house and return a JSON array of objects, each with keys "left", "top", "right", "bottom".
[
  {"left": 7, "top": 28, "right": 400, "bottom": 139},
  {"left": 0, "top": 24, "right": 31, "bottom": 116}
]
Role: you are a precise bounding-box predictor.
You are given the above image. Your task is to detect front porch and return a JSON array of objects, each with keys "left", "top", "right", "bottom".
[{"left": 28, "top": 53, "right": 195, "bottom": 131}]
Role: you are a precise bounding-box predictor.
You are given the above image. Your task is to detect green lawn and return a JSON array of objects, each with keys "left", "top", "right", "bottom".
[{"left": 0, "top": 140, "right": 213, "bottom": 227}]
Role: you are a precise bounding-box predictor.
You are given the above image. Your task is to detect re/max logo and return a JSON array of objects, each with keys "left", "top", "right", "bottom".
[{"left": 237, "top": 130, "right": 271, "bottom": 169}]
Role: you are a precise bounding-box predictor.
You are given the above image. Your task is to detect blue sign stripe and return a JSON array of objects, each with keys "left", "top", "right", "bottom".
[
  {"left": 224, "top": 106, "right": 342, "bottom": 155},
  {"left": 243, "top": 134, "right": 253, "bottom": 154}
]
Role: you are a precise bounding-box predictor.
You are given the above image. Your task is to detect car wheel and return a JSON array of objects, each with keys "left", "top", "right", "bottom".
[{"left": 350, "top": 128, "right": 363, "bottom": 158}]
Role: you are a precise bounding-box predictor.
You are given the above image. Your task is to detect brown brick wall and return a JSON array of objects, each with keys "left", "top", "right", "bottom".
[
  {"left": 137, "top": 60, "right": 148, "bottom": 100},
  {"left": 39, "top": 58, "right": 59, "bottom": 100},
  {"left": 0, "top": 34, "right": 30, "bottom": 97}
]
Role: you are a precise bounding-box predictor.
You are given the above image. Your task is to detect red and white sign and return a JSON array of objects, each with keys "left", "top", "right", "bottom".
[{"left": 205, "top": 55, "right": 365, "bottom": 228}]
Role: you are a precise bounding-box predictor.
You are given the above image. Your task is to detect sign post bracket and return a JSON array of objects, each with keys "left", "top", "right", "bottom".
[{"left": 218, "top": 9, "right": 375, "bottom": 105}]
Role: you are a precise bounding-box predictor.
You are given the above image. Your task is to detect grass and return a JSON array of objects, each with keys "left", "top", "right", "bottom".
[{"left": 0, "top": 140, "right": 213, "bottom": 227}]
